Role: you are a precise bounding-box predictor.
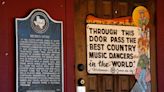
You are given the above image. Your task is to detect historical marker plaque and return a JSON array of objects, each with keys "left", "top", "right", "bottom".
[{"left": 16, "top": 9, "right": 64, "bottom": 92}]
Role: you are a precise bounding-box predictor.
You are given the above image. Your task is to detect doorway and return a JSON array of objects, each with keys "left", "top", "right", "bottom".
[{"left": 74, "top": 0, "right": 156, "bottom": 92}]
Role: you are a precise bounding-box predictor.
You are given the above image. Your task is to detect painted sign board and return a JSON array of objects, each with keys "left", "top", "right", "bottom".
[
  {"left": 16, "top": 9, "right": 64, "bottom": 92},
  {"left": 86, "top": 24, "right": 140, "bottom": 74},
  {"left": 86, "top": 6, "right": 152, "bottom": 92}
]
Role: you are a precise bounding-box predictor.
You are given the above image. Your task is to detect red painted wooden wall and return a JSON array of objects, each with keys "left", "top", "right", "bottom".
[
  {"left": 0, "top": 0, "right": 75, "bottom": 92},
  {"left": 157, "top": 0, "right": 164, "bottom": 92}
]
